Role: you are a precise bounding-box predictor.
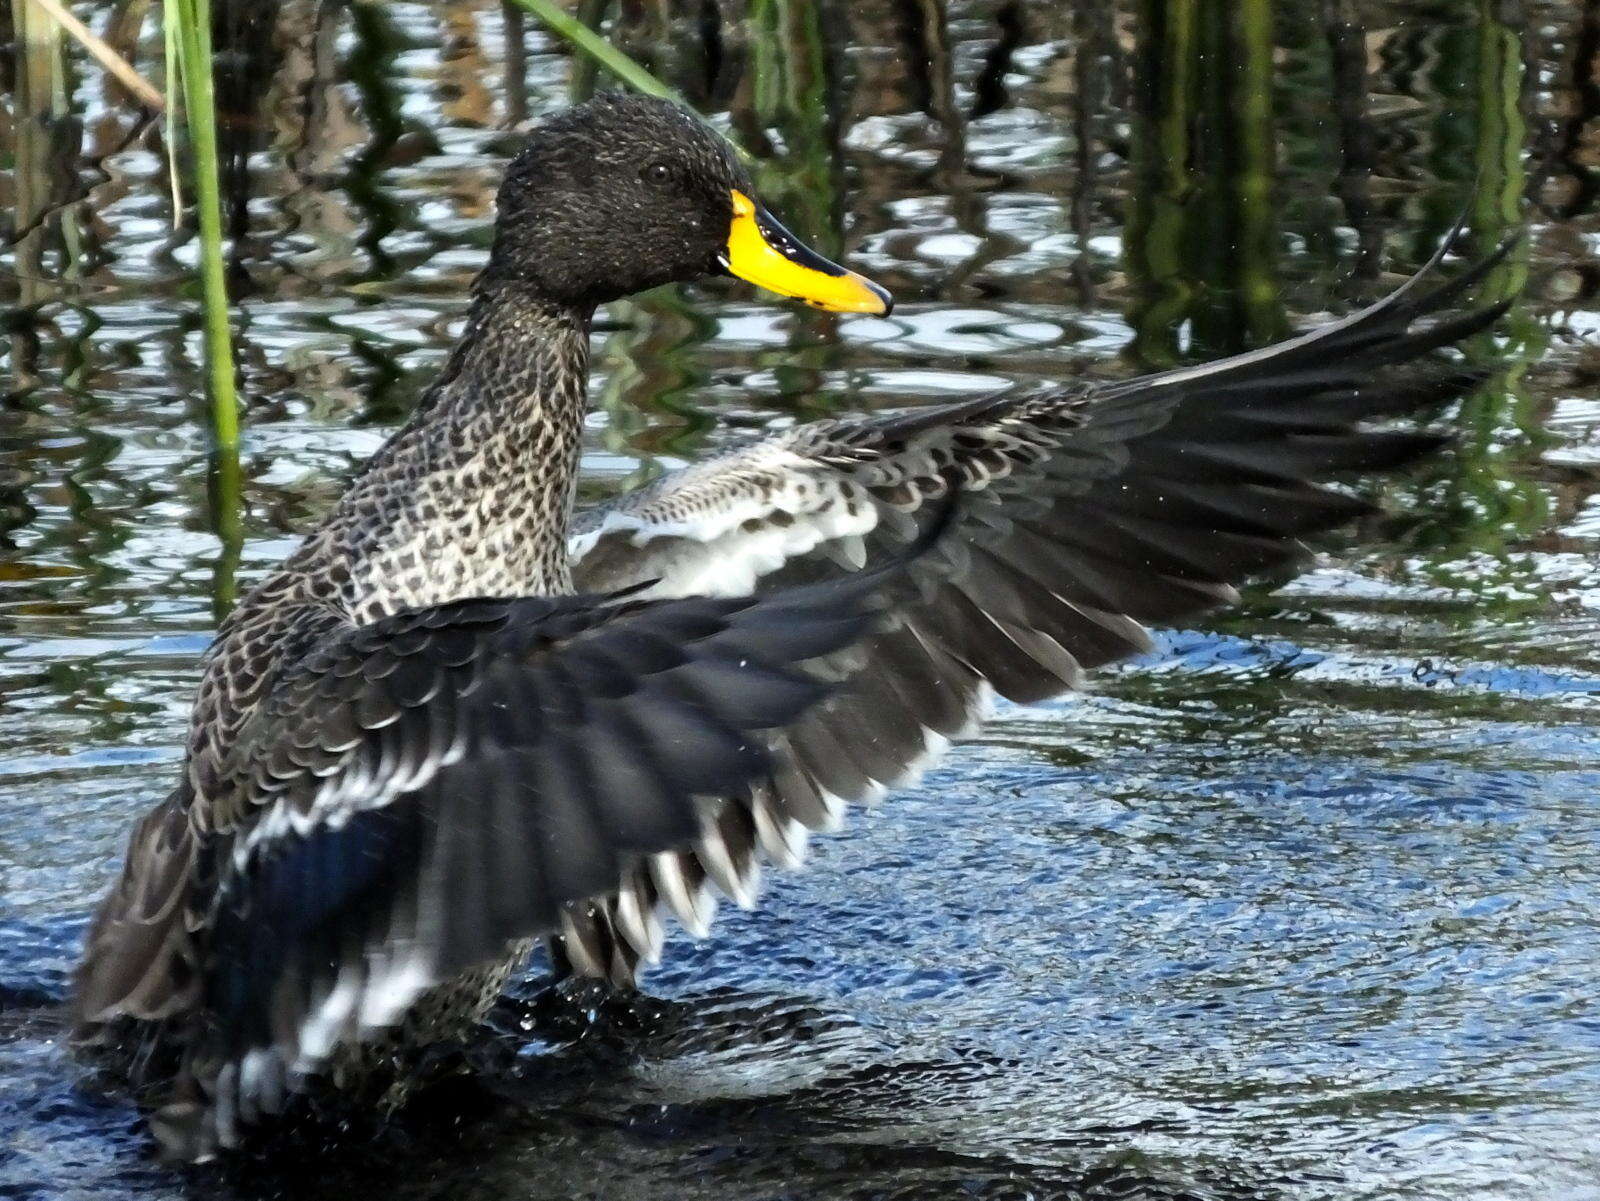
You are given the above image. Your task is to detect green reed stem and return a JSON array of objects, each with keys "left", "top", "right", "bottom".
[
  {"left": 209, "top": 445, "right": 243, "bottom": 618},
  {"left": 504, "top": 0, "right": 681, "bottom": 103},
  {"left": 165, "top": 0, "right": 239, "bottom": 451}
]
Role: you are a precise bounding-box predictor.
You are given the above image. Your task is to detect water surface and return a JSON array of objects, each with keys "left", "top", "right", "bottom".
[{"left": 3, "top": 2, "right": 1600, "bottom": 1198}]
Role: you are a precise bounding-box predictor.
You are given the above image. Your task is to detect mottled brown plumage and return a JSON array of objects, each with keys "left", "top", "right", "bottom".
[
  {"left": 74, "top": 92, "right": 1510, "bottom": 1160},
  {"left": 74, "top": 93, "right": 893, "bottom": 1159}
]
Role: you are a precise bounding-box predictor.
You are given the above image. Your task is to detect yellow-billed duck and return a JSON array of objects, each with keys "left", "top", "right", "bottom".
[{"left": 72, "top": 93, "right": 1511, "bottom": 1160}]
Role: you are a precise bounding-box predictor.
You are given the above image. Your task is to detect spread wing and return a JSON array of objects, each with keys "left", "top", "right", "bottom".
[
  {"left": 105, "top": 559, "right": 918, "bottom": 1157},
  {"left": 563, "top": 236, "right": 1513, "bottom": 982}
]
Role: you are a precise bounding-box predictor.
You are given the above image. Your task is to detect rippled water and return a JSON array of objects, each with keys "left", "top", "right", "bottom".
[{"left": 4, "top": 1, "right": 1600, "bottom": 1197}]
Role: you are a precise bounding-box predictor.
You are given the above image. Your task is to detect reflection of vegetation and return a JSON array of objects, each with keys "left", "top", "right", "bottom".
[
  {"left": 507, "top": 0, "right": 683, "bottom": 102},
  {"left": 1274, "top": 0, "right": 1352, "bottom": 272},
  {"left": 1404, "top": 0, "right": 1547, "bottom": 575},
  {"left": 894, "top": 0, "right": 1024, "bottom": 299},
  {"left": 738, "top": 0, "right": 838, "bottom": 247},
  {"left": 547, "top": 0, "right": 856, "bottom": 454},
  {"left": 562, "top": 0, "right": 607, "bottom": 101},
  {"left": 213, "top": 0, "right": 285, "bottom": 257},
  {"left": 1126, "top": 0, "right": 1198, "bottom": 367},
  {"left": 1121, "top": 0, "right": 1549, "bottom": 586},
  {"left": 1111, "top": 0, "right": 1567, "bottom": 618},
  {"left": 1125, "top": 0, "right": 1287, "bottom": 368},
  {"left": 735, "top": 0, "right": 854, "bottom": 403},
  {"left": 7, "top": 0, "right": 244, "bottom": 616},
  {"left": 9, "top": 0, "right": 82, "bottom": 320},
  {"left": 22, "top": 0, "right": 162, "bottom": 109},
  {"left": 0, "top": 1, "right": 1588, "bottom": 655},
  {"left": 345, "top": 3, "right": 412, "bottom": 276},
  {"left": 595, "top": 288, "right": 718, "bottom": 469}
]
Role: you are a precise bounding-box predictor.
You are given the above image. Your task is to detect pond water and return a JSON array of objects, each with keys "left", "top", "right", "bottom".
[{"left": 4, "top": 1, "right": 1600, "bottom": 1198}]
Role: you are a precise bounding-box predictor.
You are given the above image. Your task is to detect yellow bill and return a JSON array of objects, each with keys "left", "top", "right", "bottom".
[{"left": 721, "top": 190, "right": 893, "bottom": 315}]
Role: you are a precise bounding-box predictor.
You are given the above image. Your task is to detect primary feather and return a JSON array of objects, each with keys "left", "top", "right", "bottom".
[{"left": 563, "top": 234, "right": 1513, "bottom": 982}]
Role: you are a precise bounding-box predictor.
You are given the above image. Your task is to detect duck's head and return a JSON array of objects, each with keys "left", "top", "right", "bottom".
[{"left": 489, "top": 93, "right": 892, "bottom": 316}]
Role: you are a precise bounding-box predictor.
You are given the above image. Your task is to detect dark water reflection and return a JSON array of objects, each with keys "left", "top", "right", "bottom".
[{"left": 4, "top": 0, "right": 1600, "bottom": 1197}]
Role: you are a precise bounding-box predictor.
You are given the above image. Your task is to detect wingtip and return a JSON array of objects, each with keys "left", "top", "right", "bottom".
[
  {"left": 1434, "top": 206, "right": 1475, "bottom": 266},
  {"left": 1393, "top": 219, "right": 1524, "bottom": 331},
  {"left": 1398, "top": 211, "right": 1524, "bottom": 308},
  {"left": 1429, "top": 202, "right": 1523, "bottom": 266}
]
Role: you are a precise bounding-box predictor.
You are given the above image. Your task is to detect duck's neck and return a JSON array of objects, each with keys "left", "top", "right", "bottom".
[{"left": 311, "top": 278, "right": 594, "bottom": 619}]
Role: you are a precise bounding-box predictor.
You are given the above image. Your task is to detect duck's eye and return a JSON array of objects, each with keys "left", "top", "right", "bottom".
[{"left": 642, "top": 162, "right": 673, "bottom": 186}]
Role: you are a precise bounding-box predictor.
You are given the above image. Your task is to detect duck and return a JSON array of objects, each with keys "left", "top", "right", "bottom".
[{"left": 71, "top": 92, "right": 1510, "bottom": 1160}]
